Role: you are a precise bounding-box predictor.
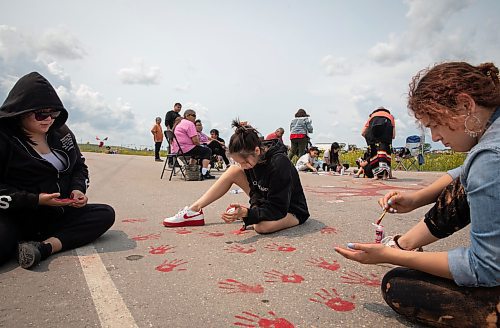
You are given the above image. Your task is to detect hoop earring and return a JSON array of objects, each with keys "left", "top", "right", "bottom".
[{"left": 464, "top": 112, "right": 483, "bottom": 138}]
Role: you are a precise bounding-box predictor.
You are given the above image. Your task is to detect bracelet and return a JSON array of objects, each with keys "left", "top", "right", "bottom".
[{"left": 393, "top": 235, "right": 405, "bottom": 250}]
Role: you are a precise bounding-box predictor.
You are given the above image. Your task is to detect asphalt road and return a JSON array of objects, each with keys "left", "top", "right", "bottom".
[{"left": 0, "top": 152, "right": 468, "bottom": 328}]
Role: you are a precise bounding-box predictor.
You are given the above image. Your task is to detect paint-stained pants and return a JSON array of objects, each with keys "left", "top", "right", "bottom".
[
  {"left": 0, "top": 204, "right": 115, "bottom": 265},
  {"left": 381, "top": 267, "right": 500, "bottom": 327}
]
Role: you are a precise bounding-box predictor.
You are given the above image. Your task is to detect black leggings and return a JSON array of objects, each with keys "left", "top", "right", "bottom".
[
  {"left": 208, "top": 141, "right": 229, "bottom": 165},
  {"left": 382, "top": 268, "right": 500, "bottom": 327},
  {"left": 0, "top": 204, "right": 115, "bottom": 265}
]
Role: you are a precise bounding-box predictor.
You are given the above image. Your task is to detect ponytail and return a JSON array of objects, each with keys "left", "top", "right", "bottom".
[{"left": 228, "top": 119, "right": 263, "bottom": 156}]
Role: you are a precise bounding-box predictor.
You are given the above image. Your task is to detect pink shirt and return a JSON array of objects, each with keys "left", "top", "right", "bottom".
[{"left": 172, "top": 119, "right": 197, "bottom": 153}]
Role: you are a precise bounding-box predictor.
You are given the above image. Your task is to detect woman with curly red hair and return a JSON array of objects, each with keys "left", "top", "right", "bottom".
[{"left": 336, "top": 62, "right": 500, "bottom": 327}]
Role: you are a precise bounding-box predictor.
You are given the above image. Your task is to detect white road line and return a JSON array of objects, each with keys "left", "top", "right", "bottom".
[{"left": 76, "top": 245, "right": 138, "bottom": 328}]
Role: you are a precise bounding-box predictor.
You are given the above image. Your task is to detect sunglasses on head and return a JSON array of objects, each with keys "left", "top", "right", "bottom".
[{"left": 33, "top": 110, "right": 61, "bottom": 121}]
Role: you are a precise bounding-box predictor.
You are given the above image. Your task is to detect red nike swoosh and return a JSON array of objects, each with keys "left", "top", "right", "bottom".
[{"left": 183, "top": 213, "right": 202, "bottom": 219}]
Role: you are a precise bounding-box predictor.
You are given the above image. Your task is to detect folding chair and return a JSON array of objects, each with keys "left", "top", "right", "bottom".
[
  {"left": 160, "top": 130, "right": 191, "bottom": 180},
  {"left": 394, "top": 135, "right": 423, "bottom": 171}
]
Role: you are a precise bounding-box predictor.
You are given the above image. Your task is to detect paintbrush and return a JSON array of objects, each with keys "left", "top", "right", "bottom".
[{"left": 375, "top": 209, "right": 388, "bottom": 225}]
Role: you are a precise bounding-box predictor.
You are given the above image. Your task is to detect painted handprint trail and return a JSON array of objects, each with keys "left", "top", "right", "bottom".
[
  {"left": 173, "top": 227, "right": 192, "bottom": 235},
  {"left": 234, "top": 311, "right": 295, "bottom": 328},
  {"left": 264, "top": 270, "right": 304, "bottom": 284},
  {"left": 231, "top": 228, "right": 251, "bottom": 235},
  {"left": 131, "top": 233, "right": 160, "bottom": 241},
  {"left": 304, "top": 184, "right": 419, "bottom": 200},
  {"left": 199, "top": 231, "right": 225, "bottom": 237},
  {"left": 121, "top": 218, "right": 147, "bottom": 223},
  {"left": 320, "top": 226, "right": 340, "bottom": 234},
  {"left": 218, "top": 279, "right": 264, "bottom": 294},
  {"left": 155, "top": 259, "right": 188, "bottom": 273},
  {"left": 309, "top": 288, "right": 356, "bottom": 312},
  {"left": 306, "top": 257, "right": 341, "bottom": 271},
  {"left": 264, "top": 242, "right": 296, "bottom": 252},
  {"left": 340, "top": 271, "right": 381, "bottom": 287},
  {"left": 224, "top": 244, "right": 257, "bottom": 254},
  {"left": 148, "top": 244, "right": 175, "bottom": 255}
]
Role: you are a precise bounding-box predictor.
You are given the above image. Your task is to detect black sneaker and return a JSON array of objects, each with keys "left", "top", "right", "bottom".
[
  {"left": 203, "top": 172, "right": 216, "bottom": 180},
  {"left": 17, "top": 241, "right": 42, "bottom": 269}
]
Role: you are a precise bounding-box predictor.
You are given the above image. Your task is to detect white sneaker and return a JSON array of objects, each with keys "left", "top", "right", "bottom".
[{"left": 163, "top": 206, "right": 205, "bottom": 227}]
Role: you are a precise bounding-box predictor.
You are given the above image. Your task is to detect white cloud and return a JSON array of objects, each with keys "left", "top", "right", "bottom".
[
  {"left": 37, "top": 26, "right": 87, "bottom": 60},
  {"left": 369, "top": 0, "right": 473, "bottom": 64},
  {"left": 117, "top": 59, "right": 161, "bottom": 85},
  {"left": 321, "top": 55, "right": 351, "bottom": 76}
]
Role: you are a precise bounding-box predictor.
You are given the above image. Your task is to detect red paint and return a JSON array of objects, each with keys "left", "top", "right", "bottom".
[
  {"left": 306, "top": 257, "right": 340, "bottom": 271},
  {"left": 304, "top": 185, "right": 419, "bottom": 200},
  {"left": 200, "top": 231, "right": 225, "bottom": 237},
  {"left": 218, "top": 279, "right": 264, "bottom": 294},
  {"left": 264, "top": 270, "right": 304, "bottom": 284},
  {"left": 225, "top": 244, "right": 257, "bottom": 254},
  {"left": 320, "top": 226, "right": 339, "bottom": 234},
  {"left": 231, "top": 228, "right": 251, "bottom": 235},
  {"left": 131, "top": 233, "right": 160, "bottom": 241},
  {"left": 309, "top": 288, "right": 356, "bottom": 312},
  {"left": 234, "top": 311, "right": 294, "bottom": 328},
  {"left": 264, "top": 242, "right": 296, "bottom": 252},
  {"left": 174, "top": 228, "right": 192, "bottom": 235},
  {"left": 148, "top": 244, "right": 175, "bottom": 255},
  {"left": 121, "top": 218, "right": 147, "bottom": 223},
  {"left": 340, "top": 271, "right": 381, "bottom": 287},
  {"left": 155, "top": 259, "right": 188, "bottom": 272}
]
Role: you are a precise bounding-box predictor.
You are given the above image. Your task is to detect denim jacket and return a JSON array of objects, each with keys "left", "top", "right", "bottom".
[
  {"left": 289, "top": 117, "right": 313, "bottom": 135},
  {"left": 448, "top": 108, "right": 500, "bottom": 287}
]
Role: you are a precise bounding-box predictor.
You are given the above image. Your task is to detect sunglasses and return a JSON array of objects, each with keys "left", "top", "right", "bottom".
[{"left": 33, "top": 110, "right": 61, "bottom": 121}]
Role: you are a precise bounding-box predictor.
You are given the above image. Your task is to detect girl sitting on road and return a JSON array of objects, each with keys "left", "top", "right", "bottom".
[
  {"left": 335, "top": 61, "right": 500, "bottom": 327},
  {"left": 163, "top": 120, "right": 310, "bottom": 234}
]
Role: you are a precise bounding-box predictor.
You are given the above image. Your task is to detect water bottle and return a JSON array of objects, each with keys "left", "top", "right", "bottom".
[{"left": 229, "top": 189, "right": 242, "bottom": 194}]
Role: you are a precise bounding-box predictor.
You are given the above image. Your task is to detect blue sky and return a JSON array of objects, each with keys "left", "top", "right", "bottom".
[{"left": 1, "top": 0, "right": 499, "bottom": 150}]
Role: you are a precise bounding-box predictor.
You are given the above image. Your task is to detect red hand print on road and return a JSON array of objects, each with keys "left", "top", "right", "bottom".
[
  {"left": 231, "top": 228, "right": 251, "bottom": 235},
  {"left": 320, "top": 226, "right": 340, "bottom": 234},
  {"left": 340, "top": 271, "right": 381, "bottom": 287},
  {"left": 234, "top": 311, "right": 295, "bottom": 328},
  {"left": 264, "top": 242, "right": 296, "bottom": 252},
  {"left": 224, "top": 244, "right": 257, "bottom": 254},
  {"left": 148, "top": 244, "right": 175, "bottom": 255},
  {"left": 155, "top": 259, "right": 187, "bottom": 273},
  {"left": 199, "top": 231, "right": 225, "bottom": 237},
  {"left": 218, "top": 279, "right": 264, "bottom": 294},
  {"left": 306, "top": 257, "right": 341, "bottom": 271},
  {"left": 264, "top": 270, "right": 304, "bottom": 284},
  {"left": 121, "top": 218, "right": 147, "bottom": 223},
  {"left": 131, "top": 233, "right": 160, "bottom": 241},
  {"left": 173, "top": 227, "right": 192, "bottom": 234},
  {"left": 310, "top": 288, "right": 356, "bottom": 312}
]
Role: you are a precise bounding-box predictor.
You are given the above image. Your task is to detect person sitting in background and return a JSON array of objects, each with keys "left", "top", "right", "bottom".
[
  {"left": 172, "top": 110, "right": 215, "bottom": 180},
  {"left": 194, "top": 119, "right": 210, "bottom": 145},
  {"left": 265, "top": 127, "right": 285, "bottom": 143},
  {"left": 335, "top": 61, "right": 500, "bottom": 327},
  {"left": 0, "top": 72, "right": 115, "bottom": 270},
  {"left": 207, "top": 128, "right": 230, "bottom": 168},
  {"left": 295, "top": 146, "right": 320, "bottom": 172}
]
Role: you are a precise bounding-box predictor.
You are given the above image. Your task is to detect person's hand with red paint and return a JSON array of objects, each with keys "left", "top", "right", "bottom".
[
  {"left": 69, "top": 190, "right": 88, "bottom": 208},
  {"left": 221, "top": 203, "right": 248, "bottom": 223},
  {"left": 39, "top": 193, "right": 76, "bottom": 206}
]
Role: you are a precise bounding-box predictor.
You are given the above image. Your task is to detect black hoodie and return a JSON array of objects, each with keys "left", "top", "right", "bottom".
[
  {"left": 0, "top": 72, "right": 88, "bottom": 216},
  {"left": 243, "top": 140, "right": 310, "bottom": 225}
]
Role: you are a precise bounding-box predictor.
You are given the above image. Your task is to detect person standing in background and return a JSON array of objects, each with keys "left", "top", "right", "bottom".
[
  {"left": 164, "top": 103, "right": 182, "bottom": 167},
  {"left": 288, "top": 109, "right": 313, "bottom": 160},
  {"left": 151, "top": 117, "right": 163, "bottom": 162}
]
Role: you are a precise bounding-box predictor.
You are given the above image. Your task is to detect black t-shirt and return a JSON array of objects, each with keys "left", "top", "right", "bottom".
[{"left": 164, "top": 110, "right": 180, "bottom": 129}]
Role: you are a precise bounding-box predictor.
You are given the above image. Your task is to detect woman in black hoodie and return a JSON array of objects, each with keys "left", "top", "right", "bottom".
[
  {"left": 163, "top": 120, "right": 309, "bottom": 233},
  {"left": 0, "top": 72, "right": 115, "bottom": 269}
]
